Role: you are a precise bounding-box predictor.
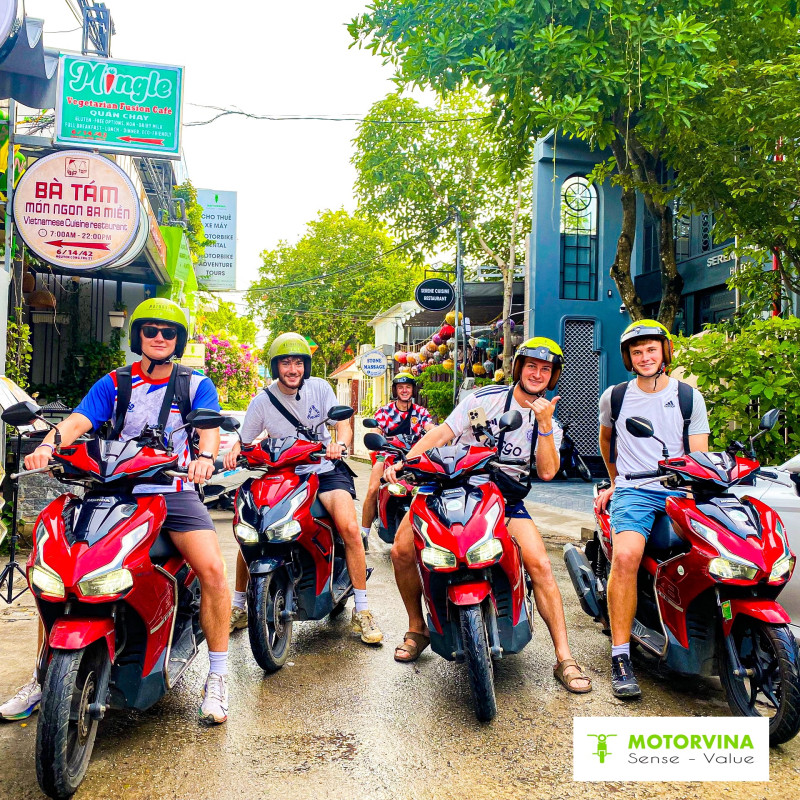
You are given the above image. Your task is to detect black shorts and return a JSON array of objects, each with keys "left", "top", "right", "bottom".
[
  {"left": 317, "top": 461, "right": 356, "bottom": 499},
  {"left": 162, "top": 490, "right": 216, "bottom": 533}
]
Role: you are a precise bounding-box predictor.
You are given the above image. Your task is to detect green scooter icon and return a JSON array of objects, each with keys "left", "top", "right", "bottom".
[{"left": 588, "top": 733, "right": 616, "bottom": 763}]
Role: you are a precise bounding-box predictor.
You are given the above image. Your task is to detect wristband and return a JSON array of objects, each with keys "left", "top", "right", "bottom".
[
  {"left": 537, "top": 429, "right": 554, "bottom": 437},
  {"left": 36, "top": 443, "right": 55, "bottom": 452}
]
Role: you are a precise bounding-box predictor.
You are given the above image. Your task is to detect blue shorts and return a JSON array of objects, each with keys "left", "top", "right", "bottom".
[
  {"left": 609, "top": 486, "right": 682, "bottom": 540},
  {"left": 504, "top": 500, "right": 532, "bottom": 520}
]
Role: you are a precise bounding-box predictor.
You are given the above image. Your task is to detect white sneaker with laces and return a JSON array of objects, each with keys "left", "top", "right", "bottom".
[
  {"left": 199, "top": 673, "right": 229, "bottom": 724},
  {"left": 0, "top": 676, "right": 42, "bottom": 721}
]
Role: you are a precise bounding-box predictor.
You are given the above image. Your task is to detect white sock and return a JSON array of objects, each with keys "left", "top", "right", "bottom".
[
  {"left": 611, "top": 643, "right": 630, "bottom": 659},
  {"left": 208, "top": 650, "right": 229, "bottom": 676},
  {"left": 233, "top": 590, "right": 247, "bottom": 610},
  {"left": 360, "top": 526, "right": 371, "bottom": 537},
  {"left": 353, "top": 589, "right": 368, "bottom": 612}
]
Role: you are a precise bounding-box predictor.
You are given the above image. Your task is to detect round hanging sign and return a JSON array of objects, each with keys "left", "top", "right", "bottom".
[
  {"left": 13, "top": 150, "right": 142, "bottom": 270},
  {"left": 414, "top": 278, "right": 455, "bottom": 312}
]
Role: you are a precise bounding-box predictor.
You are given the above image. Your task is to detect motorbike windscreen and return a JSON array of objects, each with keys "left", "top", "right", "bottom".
[{"left": 70, "top": 495, "right": 138, "bottom": 547}]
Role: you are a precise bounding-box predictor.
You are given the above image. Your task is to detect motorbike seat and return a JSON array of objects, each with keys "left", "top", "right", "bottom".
[
  {"left": 644, "top": 514, "right": 686, "bottom": 560},
  {"left": 310, "top": 497, "right": 328, "bottom": 519},
  {"left": 149, "top": 530, "right": 180, "bottom": 563}
]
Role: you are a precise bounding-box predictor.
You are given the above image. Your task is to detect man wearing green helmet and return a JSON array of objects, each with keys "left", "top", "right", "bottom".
[
  {"left": 383, "top": 337, "right": 592, "bottom": 693},
  {"left": 359, "top": 372, "right": 435, "bottom": 547},
  {"left": 2, "top": 299, "right": 233, "bottom": 726},
  {"left": 597, "top": 319, "right": 710, "bottom": 699},
  {"left": 224, "top": 332, "right": 383, "bottom": 645}
]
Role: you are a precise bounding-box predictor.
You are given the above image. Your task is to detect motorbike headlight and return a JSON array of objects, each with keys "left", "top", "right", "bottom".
[
  {"left": 768, "top": 554, "right": 796, "bottom": 584},
  {"left": 266, "top": 519, "right": 302, "bottom": 542},
  {"left": 234, "top": 520, "right": 259, "bottom": 544},
  {"left": 708, "top": 557, "right": 758, "bottom": 581},
  {"left": 79, "top": 568, "right": 134, "bottom": 597},
  {"left": 30, "top": 565, "right": 65, "bottom": 599},
  {"left": 421, "top": 544, "right": 457, "bottom": 570},
  {"left": 387, "top": 483, "right": 406, "bottom": 496},
  {"left": 466, "top": 537, "right": 503, "bottom": 566}
]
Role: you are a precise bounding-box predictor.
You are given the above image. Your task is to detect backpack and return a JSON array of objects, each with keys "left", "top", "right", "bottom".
[
  {"left": 609, "top": 379, "right": 693, "bottom": 463},
  {"left": 111, "top": 363, "right": 195, "bottom": 453}
]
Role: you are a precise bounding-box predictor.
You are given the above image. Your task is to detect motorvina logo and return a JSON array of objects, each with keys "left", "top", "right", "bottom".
[{"left": 573, "top": 717, "right": 769, "bottom": 782}]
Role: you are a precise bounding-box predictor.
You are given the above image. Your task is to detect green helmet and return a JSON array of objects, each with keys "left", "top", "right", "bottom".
[
  {"left": 620, "top": 319, "right": 673, "bottom": 372},
  {"left": 268, "top": 332, "right": 312, "bottom": 381},
  {"left": 512, "top": 337, "right": 564, "bottom": 390},
  {"left": 129, "top": 298, "right": 189, "bottom": 358},
  {"left": 392, "top": 371, "right": 416, "bottom": 398}
]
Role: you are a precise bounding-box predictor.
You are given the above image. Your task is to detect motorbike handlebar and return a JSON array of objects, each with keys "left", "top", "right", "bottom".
[
  {"left": 10, "top": 464, "right": 58, "bottom": 480},
  {"left": 625, "top": 470, "right": 661, "bottom": 480}
]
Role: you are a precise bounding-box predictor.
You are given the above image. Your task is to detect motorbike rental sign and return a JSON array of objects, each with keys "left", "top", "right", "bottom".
[
  {"left": 54, "top": 54, "right": 184, "bottom": 158},
  {"left": 13, "top": 151, "right": 142, "bottom": 270}
]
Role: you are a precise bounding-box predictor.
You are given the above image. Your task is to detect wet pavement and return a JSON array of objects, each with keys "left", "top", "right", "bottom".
[{"left": 1, "top": 462, "right": 798, "bottom": 799}]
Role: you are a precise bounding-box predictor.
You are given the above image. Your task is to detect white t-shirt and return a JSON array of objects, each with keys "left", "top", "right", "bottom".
[
  {"left": 444, "top": 385, "right": 562, "bottom": 477},
  {"left": 598, "top": 377, "right": 710, "bottom": 488},
  {"left": 240, "top": 378, "right": 338, "bottom": 474}
]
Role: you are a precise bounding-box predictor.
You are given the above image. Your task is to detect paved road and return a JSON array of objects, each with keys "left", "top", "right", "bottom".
[{"left": 1, "top": 463, "right": 798, "bottom": 799}]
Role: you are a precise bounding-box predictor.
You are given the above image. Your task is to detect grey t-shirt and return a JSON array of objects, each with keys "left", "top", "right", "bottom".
[
  {"left": 599, "top": 377, "right": 710, "bottom": 488},
  {"left": 240, "top": 378, "right": 338, "bottom": 474}
]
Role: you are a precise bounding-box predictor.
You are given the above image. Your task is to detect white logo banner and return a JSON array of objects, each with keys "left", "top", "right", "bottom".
[{"left": 573, "top": 717, "right": 769, "bottom": 782}]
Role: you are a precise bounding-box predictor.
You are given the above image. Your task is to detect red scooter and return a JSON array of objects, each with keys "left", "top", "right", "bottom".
[
  {"left": 1, "top": 401, "right": 235, "bottom": 799},
  {"left": 564, "top": 411, "right": 800, "bottom": 745},
  {"left": 364, "top": 409, "right": 534, "bottom": 723},
  {"left": 232, "top": 405, "right": 362, "bottom": 672}
]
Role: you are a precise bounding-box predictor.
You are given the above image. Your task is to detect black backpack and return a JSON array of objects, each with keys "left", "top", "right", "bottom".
[
  {"left": 609, "top": 379, "right": 693, "bottom": 463},
  {"left": 110, "top": 363, "right": 195, "bottom": 453}
]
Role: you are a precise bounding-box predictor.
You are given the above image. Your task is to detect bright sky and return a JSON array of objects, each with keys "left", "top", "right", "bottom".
[{"left": 29, "top": 0, "right": 398, "bottom": 299}]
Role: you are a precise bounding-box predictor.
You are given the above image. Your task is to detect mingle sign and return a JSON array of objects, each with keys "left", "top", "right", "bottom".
[
  {"left": 55, "top": 54, "right": 184, "bottom": 158},
  {"left": 13, "top": 150, "right": 141, "bottom": 270},
  {"left": 195, "top": 189, "right": 237, "bottom": 290}
]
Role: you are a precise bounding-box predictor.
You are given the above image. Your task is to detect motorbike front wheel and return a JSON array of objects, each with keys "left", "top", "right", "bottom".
[
  {"left": 720, "top": 620, "right": 800, "bottom": 745},
  {"left": 459, "top": 604, "right": 497, "bottom": 723},
  {"left": 574, "top": 453, "right": 592, "bottom": 482},
  {"left": 36, "top": 643, "right": 107, "bottom": 799},
  {"left": 248, "top": 571, "right": 293, "bottom": 672}
]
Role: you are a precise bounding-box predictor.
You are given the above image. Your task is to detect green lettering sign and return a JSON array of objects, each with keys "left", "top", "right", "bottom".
[{"left": 55, "top": 55, "right": 183, "bottom": 158}]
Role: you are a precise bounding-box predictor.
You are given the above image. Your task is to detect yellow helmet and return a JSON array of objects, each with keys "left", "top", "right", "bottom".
[
  {"left": 620, "top": 319, "right": 673, "bottom": 372},
  {"left": 512, "top": 337, "right": 564, "bottom": 390},
  {"left": 268, "top": 332, "right": 312, "bottom": 380},
  {"left": 129, "top": 298, "right": 189, "bottom": 358}
]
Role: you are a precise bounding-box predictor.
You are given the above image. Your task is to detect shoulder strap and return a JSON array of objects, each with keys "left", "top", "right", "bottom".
[
  {"left": 677, "top": 380, "right": 694, "bottom": 454},
  {"left": 496, "top": 385, "right": 537, "bottom": 482},
  {"left": 111, "top": 365, "right": 133, "bottom": 440},
  {"left": 157, "top": 364, "right": 180, "bottom": 432},
  {"left": 173, "top": 365, "right": 194, "bottom": 424},
  {"left": 265, "top": 385, "right": 306, "bottom": 435},
  {"left": 609, "top": 381, "right": 629, "bottom": 464}
]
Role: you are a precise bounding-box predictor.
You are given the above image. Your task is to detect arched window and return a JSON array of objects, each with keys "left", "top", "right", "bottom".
[{"left": 559, "top": 176, "right": 598, "bottom": 300}]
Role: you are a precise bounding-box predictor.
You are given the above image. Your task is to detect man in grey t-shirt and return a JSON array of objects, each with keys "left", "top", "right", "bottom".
[
  {"left": 596, "top": 320, "right": 709, "bottom": 700},
  {"left": 224, "top": 333, "right": 382, "bottom": 645}
]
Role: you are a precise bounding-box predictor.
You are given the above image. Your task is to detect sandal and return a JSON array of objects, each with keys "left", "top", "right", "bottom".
[
  {"left": 553, "top": 658, "right": 592, "bottom": 694},
  {"left": 394, "top": 631, "right": 430, "bottom": 663}
]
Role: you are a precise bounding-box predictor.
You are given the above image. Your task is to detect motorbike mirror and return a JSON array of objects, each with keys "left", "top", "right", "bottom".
[
  {"left": 220, "top": 416, "right": 240, "bottom": 432},
  {"left": 186, "top": 408, "right": 226, "bottom": 430},
  {"left": 364, "top": 432, "right": 389, "bottom": 452},
  {"left": 625, "top": 417, "right": 655, "bottom": 438},
  {"left": 1, "top": 400, "right": 44, "bottom": 427},
  {"left": 759, "top": 408, "right": 780, "bottom": 432},
  {"left": 326, "top": 405, "right": 354, "bottom": 423},
  {"left": 498, "top": 410, "right": 523, "bottom": 433},
  {"left": 362, "top": 418, "right": 379, "bottom": 429}
]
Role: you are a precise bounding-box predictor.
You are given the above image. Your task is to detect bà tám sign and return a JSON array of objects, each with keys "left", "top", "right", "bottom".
[{"left": 13, "top": 151, "right": 141, "bottom": 270}]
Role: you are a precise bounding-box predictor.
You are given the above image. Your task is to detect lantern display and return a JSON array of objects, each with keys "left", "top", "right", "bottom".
[
  {"left": 438, "top": 344, "right": 449, "bottom": 356},
  {"left": 433, "top": 352, "right": 443, "bottom": 363},
  {"left": 446, "top": 338, "right": 456, "bottom": 350},
  {"left": 476, "top": 337, "right": 489, "bottom": 348},
  {"left": 443, "top": 359, "right": 454, "bottom": 371},
  {"left": 406, "top": 353, "right": 418, "bottom": 366},
  {"left": 483, "top": 359, "right": 494, "bottom": 373},
  {"left": 445, "top": 310, "right": 463, "bottom": 326},
  {"left": 487, "top": 346, "right": 499, "bottom": 358},
  {"left": 439, "top": 324, "right": 455, "bottom": 339},
  {"left": 432, "top": 333, "right": 442, "bottom": 346},
  {"left": 468, "top": 337, "right": 476, "bottom": 348},
  {"left": 394, "top": 351, "right": 407, "bottom": 364},
  {"left": 426, "top": 341, "right": 437, "bottom": 353},
  {"left": 411, "top": 365, "right": 420, "bottom": 376},
  {"left": 493, "top": 369, "right": 505, "bottom": 382},
  {"left": 472, "top": 363, "right": 486, "bottom": 376}
]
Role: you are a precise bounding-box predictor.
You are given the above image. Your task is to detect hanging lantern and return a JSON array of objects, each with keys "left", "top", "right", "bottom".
[
  {"left": 427, "top": 358, "right": 435, "bottom": 366},
  {"left": 426, "top": 341, "right": 437, "bottom": 353},
  {"left": 432, "top": 333, "right": 442, "bottom": 346},
  {"left": 433, "top": 352, "right": 442, "bottom": 363},
  {"left": 500, "top": 337, "right": 504, "bottom": 346},
  {"left": 487, "top": 346, "right": 499, "bottom": 359},
  {"left": 493, "top": 369, "right": 505, "bottom": 383},
  {"left": 476, "top": 337, "right": 489, "bottom": 349},
  {"left": 406, "top": 353, "right": 418, "bottom": 366},
  {"left": 495, "top": 320, "right": 504, "bottom": 331},
  {"left": 438, "top": 344, "right": 449, "bottom": 356},
  {"left": 446, "top": 338, "right": 456, "bottom": 350},
  {"left": 508, "top": 319, "right": 516, "bottom": 330},
  {"left": 411, "top": 365, "right": 420, "bottom": 376},
  {"left": 468, "top": 337, "right": 476, "bottom": 348},
  {"left": 439, "top": 324, "right": 455, "bottom": 339},
  {"left": 394, "top": 351, "right": 407, "bottom": 364},
  {"left": 512, "top": 334, "right": 524, "bottom": 346},
  {"left": 472, "top": 363, "right": 486, "bottom": 376},
  {"left": 443, "top": 358, "right": 454, "bottom": 371},
  {"left": 483, "top": 359, "right": 494, "bottom": 373}
]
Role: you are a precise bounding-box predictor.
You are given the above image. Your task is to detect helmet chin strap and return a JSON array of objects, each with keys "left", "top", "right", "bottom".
[
  {"left": 143, "top": 354, "right": 173, "bottom": 374},
  {"left": 515, "top": 380, "right": 546, "bottom": 399},
  {"left": 278, "top": 376, "right": 303, "bottom": 400}
]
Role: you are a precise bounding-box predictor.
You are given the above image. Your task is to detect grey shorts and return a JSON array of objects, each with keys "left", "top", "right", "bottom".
[
  {"left": 162, "top": 490, "right": 216, "bottom": 533},
  {"left": 317, "top": 461, "right": 357, "bottom": 499}
]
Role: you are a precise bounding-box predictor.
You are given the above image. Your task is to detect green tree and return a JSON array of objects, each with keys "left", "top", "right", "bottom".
[
  {"left": 172, "top": 179, "right": 214, "bottom": 264},
  {"left": 353, "top": 91, "right": 529, "bottom": 375},
  {"left": 351, "top": 1, "right": 794, "bottom": 329},
  {"left": 249, "top": 210, "right": 422, "bottom": 376},
  {"left": 196, "top": 297, "right": 257, "bottom": 345}
]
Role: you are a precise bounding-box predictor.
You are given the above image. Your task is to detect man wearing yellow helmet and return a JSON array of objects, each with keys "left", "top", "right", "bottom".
[
  {"left": 359, "top": 372, "right": 435, "bottom": 546},
  {"left": 596, "top": 319, "right": 710, "bottom": 699},
  {"left": 3, "top": 299, "right": 232, "bottom": 726},
  {"left": 383, "top": 337, "right": 592, "bottom": 693},
  {"left": 224, "top": 333, "right": 383, "bottom": 645}
]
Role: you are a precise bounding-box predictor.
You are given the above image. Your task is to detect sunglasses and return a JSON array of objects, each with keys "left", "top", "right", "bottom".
[{"left": 141, "top": 325, "right": 178, "bottom": 340}]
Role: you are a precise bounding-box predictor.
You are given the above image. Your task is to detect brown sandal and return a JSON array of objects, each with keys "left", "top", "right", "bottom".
[
  {"left": 394, "top": 631, "right": 430, "bottom": 663},
  {"left": 553, "top": 658, "right": 592, "bottom": 694}
]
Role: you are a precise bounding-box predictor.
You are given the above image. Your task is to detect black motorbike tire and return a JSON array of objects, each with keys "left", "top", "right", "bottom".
[
  {"left": 720, "top": 620, "right": 800, "bottom": 746},
  {"left": 459, "top": 604, "right": 497, "bottom": 723},
  {"left": 575, "top": 453, "right": 592, "bottom": 482},
  {"left": 36, "top": 644, "right": 106, "bottom": 799},
  {"left": 248, "top": 571, "right": 293, "bottom": 672}
]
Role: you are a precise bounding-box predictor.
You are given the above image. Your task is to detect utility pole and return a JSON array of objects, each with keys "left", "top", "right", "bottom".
[
  {"left": 453, "top": 207, "right": 463, "bottom": 406},
  {"left": 0, "top": 98, "right": 16, "bottom": 374}
]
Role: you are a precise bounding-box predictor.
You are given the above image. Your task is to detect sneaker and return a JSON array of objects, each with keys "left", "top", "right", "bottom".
[
  {"left": 351, "top": 609, "right": 383, "bottom": 644},
  {"left": 0, "top": 677, "right": 42, "bottom": 721},
  {"left": 611, "top": 653, "right": 642, "bottom": 699},
  {"left": 362, "top": 532, "right": 370, "bottom": 553},
  {"left": 199, "top": 673, "right": 229, "bottom": 724},
  {"left": 229, "top": 606, "right": 248, "bottom": 632}
]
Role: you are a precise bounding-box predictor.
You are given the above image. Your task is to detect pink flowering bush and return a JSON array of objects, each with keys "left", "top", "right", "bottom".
[{"left": 196, "top": 334, "right": 260, "bottom": 409}]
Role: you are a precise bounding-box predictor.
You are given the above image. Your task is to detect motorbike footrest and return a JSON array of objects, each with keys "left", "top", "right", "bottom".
[{"left": 631, "top": 619, "right": 666, "bottom": 654}]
